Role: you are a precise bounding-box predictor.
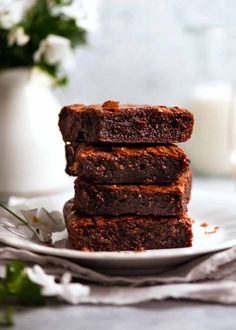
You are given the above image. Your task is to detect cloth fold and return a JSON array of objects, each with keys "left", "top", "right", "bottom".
[
  {"left": 1, "top": 245, "right": 236, "bottom": 304},
  {"left": 1, "top": 195, "right": 236, "bottom": 305}
]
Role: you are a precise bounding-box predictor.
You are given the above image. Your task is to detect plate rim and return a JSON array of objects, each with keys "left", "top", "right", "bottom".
[{"left": 1, "top": 188, "right": 236, "bottom": 261}]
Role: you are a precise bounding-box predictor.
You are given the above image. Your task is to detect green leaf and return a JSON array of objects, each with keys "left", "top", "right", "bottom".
[
  {"left": 51, "top": 0, "right": 73, "bottom": 5},
  {"left": 0, "top": 261, "right": 45, "bottom": 306},
  {"left": 37, "top": 61, "right": 69, "bottom": 86},
  {"left": 0, "top": 0, "right": 87, "bottom": 84},
  {"left": 5, "top": 260, "right": 25, "bottom": 293}
]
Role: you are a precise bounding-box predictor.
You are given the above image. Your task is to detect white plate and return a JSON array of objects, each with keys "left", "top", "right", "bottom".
[{"left": 1, "top": 189, "right": 236, "bottom": 275}]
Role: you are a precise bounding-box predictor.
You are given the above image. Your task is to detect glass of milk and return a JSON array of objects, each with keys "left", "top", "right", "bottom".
[
  {"left": 172, "top": 1, "right": 236, "bottom": 176},
  {"left": 184, "top": 82, "right": 233, "bottom": 175},
  {"left": 182, "top": 26, "right": 236, "bottom": 176}
]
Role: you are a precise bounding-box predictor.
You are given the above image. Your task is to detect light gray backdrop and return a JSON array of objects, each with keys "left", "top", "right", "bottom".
[{"left": 55, "top": 0, "right": 236, "bottom": 106}]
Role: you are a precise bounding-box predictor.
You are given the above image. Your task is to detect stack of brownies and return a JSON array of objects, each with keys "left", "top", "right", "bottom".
[{"left": 59, "top": 100, "right": 194, "bottom": 251}]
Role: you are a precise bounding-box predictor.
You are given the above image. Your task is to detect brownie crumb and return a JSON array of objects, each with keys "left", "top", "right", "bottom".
[
  {"left": 200, "top": 222, "right": 208, "bottom": 227},
  {"left": 102, "top": 100, "right": 120, "bottom": 110},
  {"left": 204, "top": 226, "right": 220, "bottom": 235}
]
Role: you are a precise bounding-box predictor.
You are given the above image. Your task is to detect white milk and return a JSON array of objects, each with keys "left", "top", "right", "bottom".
[{"left": 183, "top": 83, "right": 232, "bottom": 175}]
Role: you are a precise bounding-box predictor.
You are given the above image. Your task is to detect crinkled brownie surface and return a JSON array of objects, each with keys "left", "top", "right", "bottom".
[
  {"left": 74, "top": 170, "right": 192, "bottom": 216},
  {"left": 65, "top": 143, "right": 190, "bottom": 184},
  {"left": 64, "top": 199, "right": 193, "bottom": 252},
  {"left": 59, "top": 100, "right": 194, "bottom": 144}
]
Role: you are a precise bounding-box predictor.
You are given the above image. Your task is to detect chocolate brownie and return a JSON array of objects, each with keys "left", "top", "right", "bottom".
[
  {"left": 59, "top": 100, "right": 194, "bottom": 144},
  {"left": 74, "top": 170, "right": 192, "bottom": 216},
  {"left": 64, "top": 199, "right": 193, "bottom": 251},
  {"left": 65, "top": 143, "right": 190, "bottom": 184}
]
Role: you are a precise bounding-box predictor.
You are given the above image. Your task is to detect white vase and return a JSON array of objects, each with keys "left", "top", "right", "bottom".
[{"left": 0, "top": 68, "right": 71, "bottom": 200}]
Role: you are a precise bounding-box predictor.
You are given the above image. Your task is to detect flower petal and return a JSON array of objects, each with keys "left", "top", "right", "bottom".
[
  {"left": 21, "top": 209, "right": 38, "bottom": 226},
  {"left": 27, "top": 265, "right": 56, "bottom": 289},
  {"left": 50, "top": 211, "right": 65, "bottom": 231},
  {"left": 7, "top": 27, "right": 29, "bottom": 47},
  {"left": 58, "top": 283, "right": 90, "bottom": 304},
  {"left": 21, "top": 207, "right": 65, "bottom": 244},
  {"left": 27, "top": 266, "right": 90, "bottom": 303},
  {"left": 33, "top": 34, "right": 72, "bottom": 65},
  {"left": 37, "top": 208, "right": 65, "bottom": 232}
]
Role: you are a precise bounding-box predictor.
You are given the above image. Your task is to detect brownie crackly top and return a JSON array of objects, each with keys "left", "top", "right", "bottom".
[{"left": 59, "top": 100, "right": 194, "bottom": 144}]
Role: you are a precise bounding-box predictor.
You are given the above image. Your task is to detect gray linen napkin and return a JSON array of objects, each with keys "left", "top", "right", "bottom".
[
  {"left": 1, "top": 194, "right": 236, "bottom": 305},
  {"left": 1, "top": 245, "right": 236, "bottom": 304}
]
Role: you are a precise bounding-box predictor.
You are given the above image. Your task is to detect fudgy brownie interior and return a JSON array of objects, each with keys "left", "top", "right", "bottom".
[
  {"left": 64, "top": 199, "right": 193, "bottom": 251},
  {"left": 59, "top": 101, "right": 194, "bottom": 144},
  {"left": 74, "top": 170, "right": 192, "bottom": 216},
  {"left": 65, "top": 143, "right": 190, "bottom": 184}
]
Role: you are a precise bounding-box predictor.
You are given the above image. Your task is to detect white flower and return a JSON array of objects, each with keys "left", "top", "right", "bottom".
[
  {"left": 21, "top": 207, "right": 65, "bottom": 243},
  {"left": 33, "top": 34, "right": 72, "bottom": 65},
  {"left": 27, "top": 265, "right": 90, "bottom": 304},
  {"left": 78, "top": 0, "right": 101, "bottom": 31},
  {"left": 0, "top": 0, "right": 36, "bottom": 29},
  {"left": 27, "top": 265, "right": 57, "bottom": 293},
  {"left": 57, "top": 272, "right": 90, "bottom": 304},
  {"left": 0, "top": 13, "right": 14, "bottom": 29},
  {"left": 7, "top": 26, "right": 29, "bottom": 46},
  {"left": 52, "top": 0, "right": 101, "bottom": 32}
]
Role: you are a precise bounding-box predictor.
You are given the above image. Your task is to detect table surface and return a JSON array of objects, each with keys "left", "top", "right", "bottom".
[{"left": 7, "top": 176, "right": 236, "bottom": 330}]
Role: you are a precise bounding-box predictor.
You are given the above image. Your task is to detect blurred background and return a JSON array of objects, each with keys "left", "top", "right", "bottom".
[
  {"left": 56, "top": 0, "right": 236, "bottom": 104},
  {"left": 1, "top": 0, "right": 236, "bottom": 198},
  {"left": 57, "top": 0, "right": 191, "bottom": 105}
]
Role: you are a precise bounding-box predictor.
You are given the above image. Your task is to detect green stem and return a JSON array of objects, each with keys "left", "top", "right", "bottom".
[
  {"left": 0, "top": 203, "right": 36, "bottom": 234},
  {"left": 0, "top": 203, "right": 27, "bottom": 225}
]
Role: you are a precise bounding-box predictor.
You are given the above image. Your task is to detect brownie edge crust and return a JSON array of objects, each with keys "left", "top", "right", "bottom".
[
  {"left": 65, "top": 143, "right": 190, "bottom": 184},
  {"left": 74, "top": 170, "right": 192, "bottom": 216},
  {"left": 59, "top": 101, "right": 194, "bottom": 144},
  {"left": 64, "top": 199, "right": 193, "bottom": 252}
]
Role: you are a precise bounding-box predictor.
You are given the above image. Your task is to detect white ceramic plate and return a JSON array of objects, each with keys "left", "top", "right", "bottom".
[{"left": 1, "top": 189, "right": 236, "bottom": 275}]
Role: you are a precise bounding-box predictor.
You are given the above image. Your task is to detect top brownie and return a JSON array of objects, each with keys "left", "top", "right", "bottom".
[{"left": 59, "top": 100, "right": 194, "bottom": 144}]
